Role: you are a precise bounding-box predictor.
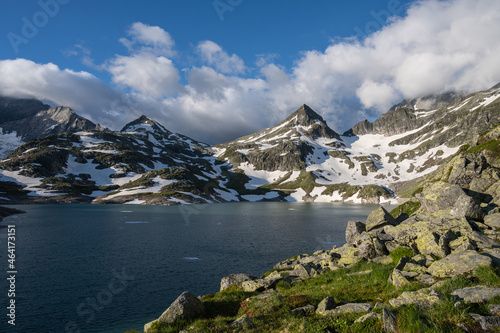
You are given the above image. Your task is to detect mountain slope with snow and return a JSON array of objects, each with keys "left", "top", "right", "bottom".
[{"left": 0, "top": 84, "right": 499, "bottom": 205}]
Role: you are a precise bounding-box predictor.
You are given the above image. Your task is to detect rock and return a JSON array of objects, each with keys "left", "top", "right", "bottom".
[
  {"left": 291, "top": 304, "right": 315, "bottom": 316},
  {"left": 355, "top": 312, "right": 382, "bottom": 323},
  {"left": 450, "top": 286, "right": 500, "bottom": 303},
  {"left": 241, "top": 278, "right": 279, "bottom": 292},
  {"left": 484, "top": 213, "right": 500, "bottom": 229},
  {"left": 385, "top": 241, "right": 402, "bottom": 252},
  {"left": 395, "top": 256, "right": 411, "bottom": 271},
  {"left": 220, "top": 273, "right": 257, "bottom": 291},
  {"left": 450, "top": 193, "right": 484, "bottom": 220},
  {"left": 449, "top": 236, "right": 477, "bottom": 252},
  {"left": 481, "top": 248, "right": 500, "bottom": 267},
  {"left": 414, "top": 231, "right": 447, "bottom": 258},
  {"left": 466, "top": 230, "right": 500, "bottom": 249},
  {"left": 417, "top": 182, "right": 466, "bottom": 213},
  {"left": 143, "top": 321, "right": 155, "bottom": 333},
  {"left": 358, "top": 240, "right": 376, "bottom": 260},
  {"left": 290, "top": 264, "right": 313, "bottom": 279},
  {"left": 231, "top": 314, "right": 254, "bottom": 327},
  {"left": 316, "top": 296, "right": 336, "bottom": 314},
  {"left": 157, "top": 291, "right": 205, "bottom": 324},
  {"left": 389, "top": 269, "right": 410, "bottom": 289},
  {"left": 365, "top": 207, "right": 397, "bottom": 232},
  {"left": 489, "top": 304, "right": 500, "bottom": 315},
  {"left": 403, "top": 262, "right": 428, "bottom": 274},
  {"left": 469, "top": 313, "right": 500, "bottom": 331},
  {"left": 416, "top": 273, "right": 436, "bottom": 286},
  {"left": 389, "top": 289, "right": 443, "bottom": 308},
  {"left": 321, "top": 303, "right": 372, "bottom": 315},
  {"left": 346, "top": 220, "right": 366, "bottom": 244},
  {"left": 427, "top": 250, "right": 492, "bottom": 278},
  {"left": 383, "top": 308, "right": 398, "bottom": 333},
  {"left": 337, "top": 244, "right": 361, "bottom": 266}
]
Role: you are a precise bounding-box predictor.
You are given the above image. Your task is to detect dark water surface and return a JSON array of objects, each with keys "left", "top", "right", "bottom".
[{"left": 0, "top": 202, "right": 392, "bottom": 333}]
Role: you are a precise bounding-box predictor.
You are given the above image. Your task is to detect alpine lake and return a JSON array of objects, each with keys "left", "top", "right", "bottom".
[{"left": 0, "top": 202, "right": 395, "bottom": 333}]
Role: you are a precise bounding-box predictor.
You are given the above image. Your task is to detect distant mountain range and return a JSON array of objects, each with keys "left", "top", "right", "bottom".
[{"left": 0, "top": 83, "right": 499, "bottom": 205}]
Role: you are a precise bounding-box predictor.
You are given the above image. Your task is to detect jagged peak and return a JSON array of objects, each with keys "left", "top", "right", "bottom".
[
  {"left": 121, "top": 115, "right": 170, "bottom": 134},
  {"left": 286, "top": 104, "right": 327, "bottom": 125}
]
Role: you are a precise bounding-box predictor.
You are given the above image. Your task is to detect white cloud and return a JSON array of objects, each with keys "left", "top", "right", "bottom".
[
  {"left": 108, "top": 53, "right": 182, "bottom": 98},
  {"left": 2, "top": 0, "right": 500, "bottom": 144},
  {"left": 119, "top": 22, "right": 175, "bottom": 56},
  {"left": 197, "top": 40, "right": 245, "bottom": 74}
]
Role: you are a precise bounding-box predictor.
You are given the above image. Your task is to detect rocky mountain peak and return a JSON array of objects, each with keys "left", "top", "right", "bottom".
[{"left": 121, "top": 115, "right": 170, "bottom": 134}]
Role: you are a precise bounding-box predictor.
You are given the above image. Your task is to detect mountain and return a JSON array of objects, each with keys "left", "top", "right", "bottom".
[
  {"left": 0, "top": 96, "right": 104, "bottom": 158},
  {"left": 0, "top": 115, "right": 283, "bottom": 205},
  {"left": 0, "top": 83, "right": 499, "bottom": 205}
]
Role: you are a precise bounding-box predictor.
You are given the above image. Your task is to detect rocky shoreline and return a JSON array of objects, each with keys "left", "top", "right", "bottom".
[
  {"left": 0, "top": 205, "right": 26, "bottom": 227},
  {"left": 141, "top": 175, "right": 500, "bottom": 332}
]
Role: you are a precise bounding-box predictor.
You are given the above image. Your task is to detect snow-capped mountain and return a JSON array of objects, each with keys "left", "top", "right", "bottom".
[
  {"left": 0, "top": 83, "right": 499, "bottom": 205},
  {"left": 0, "top": 115, "right": 282, "bottom": 205},
  {"left": 0, "top": 96, "right": 103, "bottom": 158}
]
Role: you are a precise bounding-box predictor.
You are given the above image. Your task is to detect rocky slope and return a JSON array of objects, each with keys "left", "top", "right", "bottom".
[{"left": 0, "top": 96, "right": 104, "bottom": 158}]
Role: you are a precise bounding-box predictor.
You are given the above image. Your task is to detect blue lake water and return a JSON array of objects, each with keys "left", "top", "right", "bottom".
[{"left": 0, "top": 202, "right": 393, "bottom": 333}]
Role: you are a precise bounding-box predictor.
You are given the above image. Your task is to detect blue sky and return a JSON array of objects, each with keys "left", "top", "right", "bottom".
[{"left": 1, "top": 0, "right": 500, "bottom": 143}]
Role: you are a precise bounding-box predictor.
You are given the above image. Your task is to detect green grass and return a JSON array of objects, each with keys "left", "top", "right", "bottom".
[
  {"left": 389, "top": 246, "right": 414, "bottom": 264},
  {"left": 390, "top": 201, "right": 421, "bottom": 223},
  {"left": 279, "top": 170, "right": 317, "bottom": 194},
  {"left": 135, "top": 260, "right": 500, "bottom": 333}
]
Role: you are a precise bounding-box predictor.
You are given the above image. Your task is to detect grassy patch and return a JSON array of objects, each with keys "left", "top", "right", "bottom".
[
  {"left": 279, "top": 170, "right": 317, "bottom": 194},
  {"left": 390, "top": 200, "right": 421, "bottom": 223},
  {"left": 389, "top": 246, "right": 414, "bottom": 264}
]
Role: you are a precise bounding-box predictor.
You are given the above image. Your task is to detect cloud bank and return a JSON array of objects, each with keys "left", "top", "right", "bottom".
[{"left": 1, "top": 0, "right": 500, "bottom": 143}]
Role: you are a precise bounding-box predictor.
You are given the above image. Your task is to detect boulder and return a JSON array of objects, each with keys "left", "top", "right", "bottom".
[
  {"left": 417, "top": 182, "right": 466, "bottom": 213},
  {"left": 450, "top": 193, "right": 484, "bottom": 220},
  {"left": 143, "top": 321, "right": 154, "bottom": 333},
  {"left": 485, "top": 213, "right": 500, "bottom": 229},
  {"left": 316, "top": 296, "right": 336, "bottom": 315},
  {"left": 427, "top": 250, "right": 492, "bottom": 278},
  {"left": 220, "top": 273, "right": 257, "bottom": 291},
  {"left": 290, "top": 264, "right": 313, "bottom": 279},
  {"left": 291, "top": 304, "right": 315, "bottom": 316},
  {"left": 346, "top": 220, "right": 366, "bottom": 244},
  {"left": 414, "top": 231, "right": 448, "bottom": 258},
  {"left": 383, "top": 308, "right": 398, "bottom": 333},
  {"left": 358, "top": 240, "right": 376, "bottom": 260},
  {"left": 450, "top": 286, "right": 500, "bottom": 304},
  {"left": 365, "top": 207, "right": 397, "bottom": 232},
  {"left": 354, "top": 312, "right": 381, "bottom": 323},
  {"left": 482, "top": 248, "right": 500, "bottom": 267},
  {"left": 157, "top": 291, "right": 205, "bottom": 324},
  {"left": 469, "top": 313, "right": 500, "bottom": 331},
  {"left": 389, "top": 269, "right": 410, "bottom": 289},
  {"left": 231, "top": 314, "right": 254, "bottom": 327},
  {"left": 320, "top": 303, "right": 372, "bottom": 315},
  {"left": 489, "top": 304, "right": 500, "bottom": 315},
  {"left": 337, "top": 244, "right": 361, "bottom": 266},
  {"left": 241, "top": 278, "right": 279, "bottom": 292},
  {"left": 389, "top": 289, "right": 443, "bottom": 308}
]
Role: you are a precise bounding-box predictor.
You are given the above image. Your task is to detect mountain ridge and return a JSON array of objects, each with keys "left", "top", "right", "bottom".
[{"left": 0, "top": 83, "right": 499, "bottom": 205}]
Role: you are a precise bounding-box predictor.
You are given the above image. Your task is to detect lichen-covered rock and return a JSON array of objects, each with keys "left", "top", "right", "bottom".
[
  {"left": 346, "top": 220, "right": 366, "bottom": 244},
  {"left": 389, "top": 269, "right": 411, "bottom": 289},
  {"left": 469, "top": 313, "right": 500, "bottom": 331},
  {"left": 291, "top": 304, "right": 315, "bottom": 316},
  {"left": 157, "top": 291, "right": 205, "bottom": 324},
  {"left": 451, "top": 286, "right": 500, "bottom": 304},
  {"left": 482, "top": 248, "right": 500, "bottom": 267},
  {"left": 417, "top": 181, "right": 466, "bottom": 213},
  {"left": 450, "top": 193, "right": 484, "bottom": 220},
  {"left": 485, "top": 213, "right": 500, "bottom": 229},
  {"left": 290, "top": 264, "right": 313, "bottom": 279},
  {"left": 383, "top": 308, "right": 398, "bottom": 333},
  {"left": 358, "top": 240, "right": 376, "bottom": 260},
  {"left": 355, "top": 312, "right": 382, "bottom": 323},
  {"left": 414, "top": 231, "right": 448, "bottom": 258},
  {"left": 389, "top": 289, "right": 443, "bottom": 308},
  {"left": 489, "top": 304, "right": 500, "bottom": 315},
  {"left": 316, "top": 296, "right": 336, "bottom": 315},
  {"left": 220, "top": 273, "right": 257, "bottom": 291},
  {"left": 427, "top": 250, "right": 492, "bottom": 278},
  {"left": 241, "top": 278, "right": 280, "bottom": 292},
  {"left": 337, "top": 244, "right": 361, "bottom": 266},
  {"left": 365, "top": 207, "right": 397, "bottom": 232},
  {"left": 231, "top": 314, "right": 254, "bottom": 327},
  {"left": 320, "top": 303, "right": 372, "bottom": 315}
]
